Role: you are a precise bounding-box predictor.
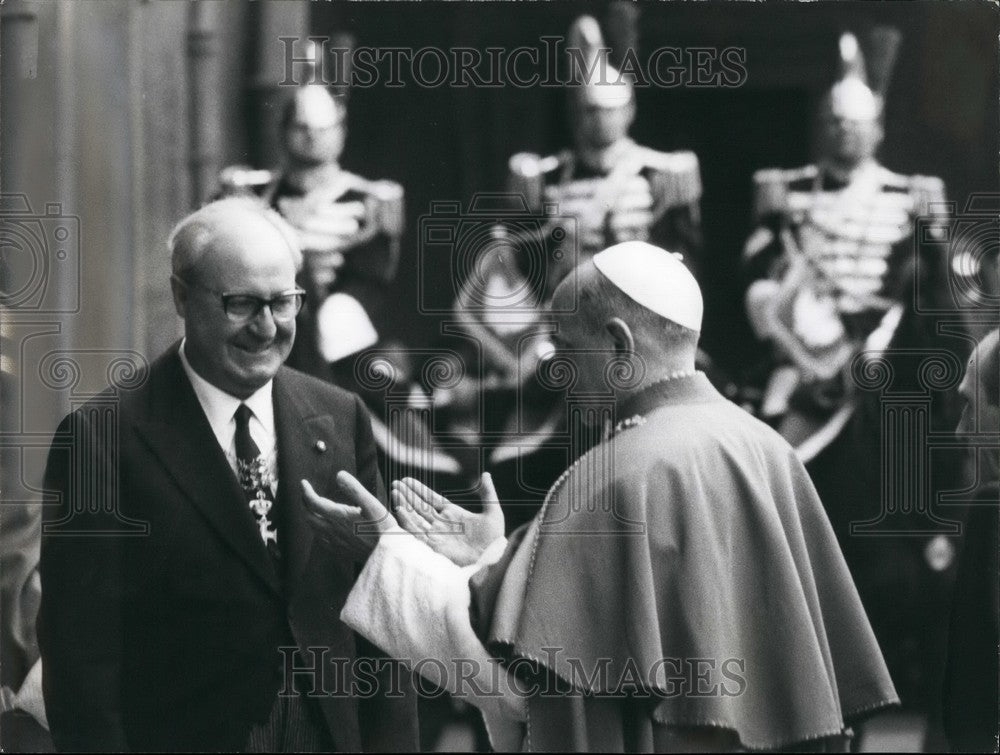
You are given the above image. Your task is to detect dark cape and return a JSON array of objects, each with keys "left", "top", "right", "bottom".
[{"left": 470, "top": 373, "right": 897, "bottom": 751}]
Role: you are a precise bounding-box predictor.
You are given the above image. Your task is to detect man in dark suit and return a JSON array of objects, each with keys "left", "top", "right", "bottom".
[{"left": 38, "top": 198, "right": 418, "bottom": 752}]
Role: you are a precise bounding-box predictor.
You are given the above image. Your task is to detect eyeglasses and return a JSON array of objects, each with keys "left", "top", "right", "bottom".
[{"left": 174, "top": 276, "right": 305, "bottom": 323}]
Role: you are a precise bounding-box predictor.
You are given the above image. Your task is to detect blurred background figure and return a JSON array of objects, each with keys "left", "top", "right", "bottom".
[
  {"left": 508, "top": 15, "right": 703, "bottom": 279},
  {"left": 943, "top": 328, "right": 999, "bottom": 754},
  {"left": 220, "top": 70, "right": 404, "bottom": 380},
  {"left": 347, "top": 341, "right": 465, "bottom": 492},
  {"left": 485, "top": 13, "right": 707, "bottom": 529},
  {"left": 744, "top": 28, "right": 947, "bottom": 456},
  {"left": 439, "top": 224, "right": 562, "bottom": 533},
  {"left": 217, "top": 52, "right": 455, "bottom": 532},
  {"left": 742, "top": 28, "right": 962, "bottom": 747},
  {"left": 449, "top": 226, "right": 551, "bottom": 394}
]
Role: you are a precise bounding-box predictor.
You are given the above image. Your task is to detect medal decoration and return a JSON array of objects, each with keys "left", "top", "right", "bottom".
[{"left": 237, "top": 454, "right": 278, "bottom": 547}]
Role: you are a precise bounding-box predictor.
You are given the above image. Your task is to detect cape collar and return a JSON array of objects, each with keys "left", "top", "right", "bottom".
[{"left": 614, "top": 371, "right": 720, "bottom": 431}]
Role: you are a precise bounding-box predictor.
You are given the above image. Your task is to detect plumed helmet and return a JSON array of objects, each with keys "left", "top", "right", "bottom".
[
  {"left": 823, "top": 28, "right": 902, "bottom": 122},
  {"left": 567, "top": 15, "right": 633, "bottom": 109},
  {"left": 281, "top": 84, "right": 345, "bottom": 132}
]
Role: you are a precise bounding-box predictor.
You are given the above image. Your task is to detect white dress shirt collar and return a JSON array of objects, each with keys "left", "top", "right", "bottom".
[{"left": 177, "top": 340, "right": 276, "bottom": 461}]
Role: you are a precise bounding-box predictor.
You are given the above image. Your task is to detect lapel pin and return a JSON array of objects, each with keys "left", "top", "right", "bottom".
[{"left": 314, "top": 440, "right": 327, "bottom": 453}]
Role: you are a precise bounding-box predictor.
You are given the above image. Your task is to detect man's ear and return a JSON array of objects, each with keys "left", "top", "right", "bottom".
[
  {"left": 169, "top": 275, "right": 188, "bottom": 320},
  {"left": 606, "top": 317, "right": 635, "bottom": 357}
]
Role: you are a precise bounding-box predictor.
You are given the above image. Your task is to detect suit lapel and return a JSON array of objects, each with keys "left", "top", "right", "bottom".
[
  {"left": 133, "top": 351, "right": 282, "bottom": 596},
  {"left": 275, "top": 372, "right": 367, "bottom": 751},
  {"left": 274, "top": 370, "right": 341, "bottom": 594}
]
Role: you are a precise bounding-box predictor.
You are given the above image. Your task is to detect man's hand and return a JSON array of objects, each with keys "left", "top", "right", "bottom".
[
  {"left": 390, "top": 473, "right": 504, "bottom": 567},
  {"left": 302, "top": 471, "right": 399, "bottom": 561}
]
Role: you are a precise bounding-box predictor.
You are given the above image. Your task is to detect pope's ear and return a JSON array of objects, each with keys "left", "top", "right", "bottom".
[
  {"left": 170, "top": 275, "right": 188, "bottom": 319},
  {"left": 606, "top": 317, "right": 635, "bottom": 356}
]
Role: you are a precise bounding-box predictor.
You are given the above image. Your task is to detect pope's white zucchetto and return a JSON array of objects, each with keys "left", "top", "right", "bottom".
[{"left": 592, "top": 241, "right": 703, "bottom": 332}]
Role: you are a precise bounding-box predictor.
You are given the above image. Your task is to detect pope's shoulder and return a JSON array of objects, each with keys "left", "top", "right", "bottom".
[
  {"left": 599, "top": 396, "right": 806, "bottom": 527},
  {"left": 617, "top": 394, "right": 797, "bottom": 465}
]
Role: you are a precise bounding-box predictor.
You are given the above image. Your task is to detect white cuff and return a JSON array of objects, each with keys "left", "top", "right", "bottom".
[
  {"left": 341, "top": 532, "right": 527, "bottom": 736},
  {"left": 11, "top": 659, "right": 48, "bottom": 730},
  {"left": 473, "top": 536, "right": 509, "bottom": 571}
]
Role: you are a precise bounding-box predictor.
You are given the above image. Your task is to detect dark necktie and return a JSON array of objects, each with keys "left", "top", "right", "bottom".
[{"left": 234, "top": 403, "right": 280, "bottom": 563}]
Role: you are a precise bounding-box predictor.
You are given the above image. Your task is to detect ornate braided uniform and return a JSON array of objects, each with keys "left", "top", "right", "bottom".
[
  {"left": 743, "top": 29, "right": 948, "bottom": 457},
  {"left": 508, "top": 141, "right": 702, "bottom": 268},
  {"left": 745, "top": 161, "right": 947, "bottom": 446},
  {"left": 750, "top": 163, "right": 944, "bottom": 316},
  {"left": 745, "top": 32, "right": 960, "bottom": 716}
]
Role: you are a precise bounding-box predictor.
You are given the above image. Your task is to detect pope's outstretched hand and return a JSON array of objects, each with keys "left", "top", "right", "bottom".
[
  {"left": 302, "top": 471, "right": 399, "bottom": 561},
  {"left": 390, "top": 473, "right": 505, "bottom": 567}
]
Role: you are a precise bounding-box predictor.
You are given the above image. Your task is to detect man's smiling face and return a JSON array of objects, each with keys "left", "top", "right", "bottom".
[{"left": 176, "top": 211, "right": 298, "bottom": 399}]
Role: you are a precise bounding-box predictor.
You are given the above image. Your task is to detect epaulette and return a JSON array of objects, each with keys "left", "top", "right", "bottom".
[
  {"left": 345, "top": 172, "right": 401, "bottom": 198},
  {"left": 642, "top": 148, "right": 702, "bottom": 207},
  {"left": 875, "top": 166, "right": 911, "bottom": 193},
  {"left": 333, "top": 172, "right": 406, "bottom": 239},
  {"left": 871, "top": 167, "right": 946, "bottom": 215},
  {"left": 751, "top": 165, "right": 819, "bottom": 220},
  {"left": 217, "top": 165, "right": 277, "bottom": 197},
  {"left": 908, "top": 174, "right": 947, "bottom": 216}
]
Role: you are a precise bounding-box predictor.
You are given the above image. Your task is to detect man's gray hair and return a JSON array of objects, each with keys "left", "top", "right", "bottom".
[{"left": 168, "top": 197, "right": 302, "bottom": 281}]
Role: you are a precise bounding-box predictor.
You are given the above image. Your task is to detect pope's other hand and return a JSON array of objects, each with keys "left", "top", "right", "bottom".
[{"left": 390, "top": 473, "right": 504, "bottom": 567}]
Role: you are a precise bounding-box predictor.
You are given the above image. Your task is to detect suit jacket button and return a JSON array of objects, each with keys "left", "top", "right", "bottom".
[{"left": 315, "top": 440, "right": 327, "bottom": 453}]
